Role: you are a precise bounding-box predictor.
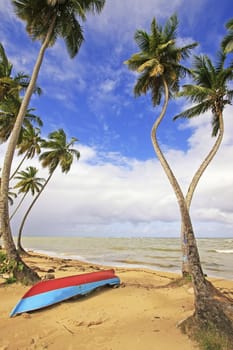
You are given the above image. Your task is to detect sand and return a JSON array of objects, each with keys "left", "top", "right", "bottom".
[{"left": 1, "top": 252, "right": 233, "bottom": 350}]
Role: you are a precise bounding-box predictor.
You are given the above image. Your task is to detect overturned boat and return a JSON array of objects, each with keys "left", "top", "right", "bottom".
[{"left": 10, "top": 269, "right": 120, "bottom": 317}]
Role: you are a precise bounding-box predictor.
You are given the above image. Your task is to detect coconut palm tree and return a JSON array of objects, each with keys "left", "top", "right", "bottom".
[
  {"left": 11, "top": 166, "right": 45, "bottom": 253},
  {"left": 0, "top": 43, "right": 28, "bottom": 101},
  {"left": 0, "top": 42, "right": 42, "bottom": 145},
  {"left": 0, "top": 96, "right": 43, "bottom": 144},
  {"left": 10, "top": 166, "right": 44, "bottom": 219},
  {"left": 39, "top": 128, "right": 80, "bottom": 178},
  {"left": 16, "top": 129, "right": 80, "bottom": 254},
  {"left": 125, "top": 14, "right": 200, "bottom": 278},
  {"left": 8, "top": 189, "right": 17, "bottom": 206},
  {"left": 0, "top": 0, "right": 105, "bottom": 284},
  {"left": 10, "top": 125, "right": 43, "bottom": 180},
  {"left": 0, "top": 184, "right": 17, "bottom": 238},
  {"left": 125, "top": 15, "right": 233, "bottom": 339},
  {"left": 222, "top": 18, "right": 233, "bottom": 53},
  {"left": 174, "top": 52, "right": 233, "bottom": 276},
  {"left": 0, "top": 42, "right": 41, "bottom": 102}
]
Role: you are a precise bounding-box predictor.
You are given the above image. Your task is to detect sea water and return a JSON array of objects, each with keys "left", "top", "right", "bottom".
[{"left": 16, "top": 236, "right": 233, "bottom": 280}]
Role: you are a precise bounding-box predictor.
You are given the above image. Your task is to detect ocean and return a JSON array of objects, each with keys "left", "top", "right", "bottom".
[{"left": 16, "top": 236, "right": 233, "bottom": 281}]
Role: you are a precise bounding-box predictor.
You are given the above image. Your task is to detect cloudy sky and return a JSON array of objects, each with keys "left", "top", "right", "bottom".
[{"left": 1, "top": 0, "right": 233, "bottom": 238}]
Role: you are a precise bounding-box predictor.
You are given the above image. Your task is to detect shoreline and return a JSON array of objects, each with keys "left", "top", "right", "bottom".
[
  {"left": 12, "top": 235, "right": 233, "bottom": 281},
  {"left": 1, "top": 251, "right": 233, "bottom": 349}
]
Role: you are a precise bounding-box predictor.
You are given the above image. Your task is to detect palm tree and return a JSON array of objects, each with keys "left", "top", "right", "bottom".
[
  {"left": 0, "top": 182, "right": 17, "bottom": 238},
  {"left": 125, "top": 15, "right": 233, "bottom": 340},
  {"left": 0, "top": 0, "right": 105, "bottom": 284},
  {"left": 0, "top": 43, "right": 42, "bottom": 145},
  {"left": 0, "top": 43, "right": 27, "bottom": 101},
  {"left": 16, "top": 129, "right": 80, "bottom": 254},
  {"left": 39, "top": 129, "right": 80, "bottom": 178},
  {"left": 0, "top": 96, "right": 43, "bottom": 144},
  {"left": 11, "top": 166, "right": 45, "bottom": 254},
  {"left": 222, "top": 18, "right": 233, "bottom": 53},
  {"left": 10, "top": 166, "right": 44, "bottom": 219},
  {"left": 174, "top": 52, "right": 233, "bottom": 276},
  {"left": 0, "top": 42, "right": 41, "bottom": 102},
  {"left": 8, "top": 189, "right": 17, "bottom": 206},
  {"left": 10, "top": 125, "right": 43, "bottom": 180}
]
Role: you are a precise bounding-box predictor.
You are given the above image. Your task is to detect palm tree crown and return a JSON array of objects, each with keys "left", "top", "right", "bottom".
[
  {"left": 124, "top": 15, "right": 198, "bottom": 106},
  {"left": 39, "top": 128, "right": 80, "bottom": 174},
  {"left": 0, "top": 97, "right": 43, "bottom": 144},
  {"left": 174, "top": 52, "right": 233, "bottom": 136},
  {"left": 14, "top": 166, "right": 45, "bottom": 196},
  {"left": 0, "top": 42, "right": 41, "bottom": 102},
  {"left": 17, "top": 124, "right": 42, "bottom": 159},
  {"left": 13, "top": 0, "right": 106, "bottom": 58}
]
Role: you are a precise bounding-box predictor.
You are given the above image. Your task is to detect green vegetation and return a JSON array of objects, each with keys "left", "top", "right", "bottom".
[
  {"left": 194, "top": 323, "right": 232, "bottom": 350},
  {"left": 0, "top": 250, "right": 20, "bottom": 284}
]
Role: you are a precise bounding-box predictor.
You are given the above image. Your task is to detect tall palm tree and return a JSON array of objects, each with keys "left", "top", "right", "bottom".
[
  {"left": 174, "top": 52, "right": 233, "bottom": 276},
  {"left": 0, "top": 43, "right": 27, "bottom": 101},
  {"left": 0, "top": 183, "right": 17, "bottom": 238},
  {"left": 10, "top": 166, "right": 44, "bottom": 219},
  {"left": 125, "top": 15, "right": 233, "bottom": 339},
  {"left": 8, "top": 189, "right": 17, "bottom": 206},
  {"left": 0, "top": 96, "right": 43, "bottom": 144},
  {"left": 39, "top": 129, "right": 80, "bottom": 178},
  {"left": 0, "top": 42, "right": 41, "bottom": 102},
  {"left": 0, "top": 0, "right": 105, "bottom": 284},
  {"left": 11, "top": 166, "right": 45, "bottom": 253},
  {"left": 10, "top": 125, "right": 43, "bottom": 180},
  {"left": 16, "top": 129, "right": 80, "bottom": 254},
  {"left": 222, "top": 18, "right": 233, "bottom": 53}
]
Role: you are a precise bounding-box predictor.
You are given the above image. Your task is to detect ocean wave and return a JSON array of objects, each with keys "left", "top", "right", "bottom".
[{"left": 215, "top": 249, "right": 233, "bottom": 254}]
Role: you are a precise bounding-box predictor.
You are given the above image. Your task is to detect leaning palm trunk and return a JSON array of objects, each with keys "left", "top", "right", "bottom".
[
  {"left": 181, "top": 112, "right": 224, "bottom": 276},
  {"left": 152, "top": 77, "right": 233, "bottom": 336},
  {"left": 10, "top": 192, "right": 27, "bottom": 220},
  {"left": 10, "top": 152, "right": 28, "bottom": 181},
  {"left": 0, "top": 16, "right": 56, "bottom": 284},
  {"left": 17, "top": 171, "right": 54, "bottom": 255}
]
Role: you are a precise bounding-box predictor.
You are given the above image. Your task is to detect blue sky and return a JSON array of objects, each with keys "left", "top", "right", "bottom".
[{"left": 1, "top": 0, "right": 233, "bottom": 238}]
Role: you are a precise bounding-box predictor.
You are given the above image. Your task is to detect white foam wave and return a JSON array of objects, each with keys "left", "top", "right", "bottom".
[{"left": 216, "top": 249, "right": 233, "bottom": 254}]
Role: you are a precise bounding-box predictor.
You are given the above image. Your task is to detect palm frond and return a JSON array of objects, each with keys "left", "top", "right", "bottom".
[
  {"left": 134, "top": 30, "right": 150, "bottom": 53},
  {"left": 222, "top": 17, "right": 233, "bottom": 53},
  {"left": 163, "top": 13, "right": 178, "bottom": 40},
  {"left": 125, "top": 14, "right": 196, "bottom": 106},
  {"left": 174, "top": 100, "right": 212, "bottom": 120}
]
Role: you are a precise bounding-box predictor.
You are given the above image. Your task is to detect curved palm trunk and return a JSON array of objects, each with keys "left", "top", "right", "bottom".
[
  {"left": 10, "top": 192, "right": 27, "bottom": 220},
  {"left": 17, "top": 171, "right": 54, "bottom": 255},
  {"left": 151, "top": 77, "right": 205, "bottom": 287},
  {"left": 151, "top": 77, "right": 233, "bottom": 334},
  {"left": 181, "top": 112, "right": 224, "bottom": 276},
  {"left": 10, "top": 152, "right": 28, "bottom": 180},
  {"left": 0, "top": 16, "right": 56, "bottom": 284}
]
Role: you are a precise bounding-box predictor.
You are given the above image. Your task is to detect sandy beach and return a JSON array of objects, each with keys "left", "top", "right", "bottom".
[{"left": 1, "top": 252, "right": 233, "bottom": 350}]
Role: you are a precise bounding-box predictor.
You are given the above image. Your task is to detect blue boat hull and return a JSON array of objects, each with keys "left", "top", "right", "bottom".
[{"left": 10, "top": 277, "right": 120, "bottom": 317}]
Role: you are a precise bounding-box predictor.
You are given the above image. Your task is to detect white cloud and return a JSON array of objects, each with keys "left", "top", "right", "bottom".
[
  {"left": 86, "top": 0, "right": 208, "bottom": 45},
  {"left": 3, "top": 104, "right": 233, "bottom": 238},
  {"left": 0, "top": 0, "right": 15, "bottom": 20},
  {"left": 100, "top": 79, "right": 117, "bottom": 93}
]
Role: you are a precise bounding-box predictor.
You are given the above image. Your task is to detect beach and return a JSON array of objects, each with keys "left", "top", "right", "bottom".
[{"left": 1, "top": 252, "right": 233, "bottom": 349}]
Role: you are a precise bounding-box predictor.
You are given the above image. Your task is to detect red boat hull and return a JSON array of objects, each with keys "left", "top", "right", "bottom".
[{"left": 10, "top": 269, "right": 120, "bottom": 317}]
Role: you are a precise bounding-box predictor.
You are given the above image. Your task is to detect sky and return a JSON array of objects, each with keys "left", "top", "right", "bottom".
[{"left": 0, "top": 0, "right": 233, "bottom": 238}]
